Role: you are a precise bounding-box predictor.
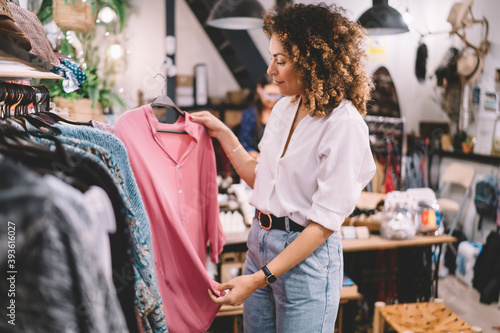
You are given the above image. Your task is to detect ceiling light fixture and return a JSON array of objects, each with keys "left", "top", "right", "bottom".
[
  {"left": 358, "top": 0, "right": 409, "bottom": 35},
  {"left": 207, "top": 0, "right": 264, "bottom": 30}
]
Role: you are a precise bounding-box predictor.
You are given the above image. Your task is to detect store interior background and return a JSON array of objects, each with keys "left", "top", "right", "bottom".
[
  {"left": 9, "top": 0, "right": 500, "bottom": 330},
  {"left": 23, "top": 0, "right": 494, "bottom": 253},
  {"left": 3, "top": 0, "right": 500, "bottom": 331},
  {"left": 22, "top": 0, "right": 499, "bottom": 293},
  {"left": 104, "top": 0, "right": 500, "bottom": 243}
]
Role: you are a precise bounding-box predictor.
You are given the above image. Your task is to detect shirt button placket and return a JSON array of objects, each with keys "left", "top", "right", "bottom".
[{"left": 176, "top": 162, "right": 184, "bottom": 223}]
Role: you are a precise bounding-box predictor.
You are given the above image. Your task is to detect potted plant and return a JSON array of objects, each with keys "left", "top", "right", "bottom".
[
  {"left": 462, "top": 135, "right": 476, "bottom": 154},
  {"left": 37, "top": 0, "right": 129, "bottom": 121}
]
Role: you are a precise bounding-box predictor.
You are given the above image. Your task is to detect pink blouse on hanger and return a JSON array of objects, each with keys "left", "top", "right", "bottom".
[{"left": 115, "top": 105, "right": 225, "bottom": 333}]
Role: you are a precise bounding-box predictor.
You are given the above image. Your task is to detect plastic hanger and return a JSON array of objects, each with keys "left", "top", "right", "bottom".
[
  {"left": 12, "top": 85, "right": 62, "bottom": 135},
  {"left": 32, "top": 85, "right": 92, "bottom": 127},
  {"left": 150, "top": 73, "right": 187, "bottom": 134},
  {"left": 35, "top": 111, "right": 93, "bottom": 127}
]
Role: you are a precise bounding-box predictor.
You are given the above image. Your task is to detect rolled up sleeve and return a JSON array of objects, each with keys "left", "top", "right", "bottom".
[{"left": 306, "top": 117, "right": 376, "bottom": 231}]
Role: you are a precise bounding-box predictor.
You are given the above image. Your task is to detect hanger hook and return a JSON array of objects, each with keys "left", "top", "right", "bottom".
[{"left": 154, "top": 73, "right": 167, "bottom": 95}]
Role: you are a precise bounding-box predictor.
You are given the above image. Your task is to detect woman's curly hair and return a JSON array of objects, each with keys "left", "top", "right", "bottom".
[{"left": 263, "top": 3, "right": 373, "bottom": 117}]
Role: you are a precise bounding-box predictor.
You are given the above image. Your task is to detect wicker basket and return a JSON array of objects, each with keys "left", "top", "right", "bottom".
[
  {"left": 52, "top": 0, "right": 96, "bottom": 33},
  {"left": 53, "top": 97, "right": 104, "bottom": 122}
]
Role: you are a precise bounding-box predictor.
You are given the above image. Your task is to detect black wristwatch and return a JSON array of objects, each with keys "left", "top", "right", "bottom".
[{"left": 261, "top": 265, "right": 277, "bottom": 284}]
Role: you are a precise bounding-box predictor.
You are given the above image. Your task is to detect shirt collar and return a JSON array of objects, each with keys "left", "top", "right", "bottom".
[{"left": 144, "top": 104, "right": 199, "bottom": 143}]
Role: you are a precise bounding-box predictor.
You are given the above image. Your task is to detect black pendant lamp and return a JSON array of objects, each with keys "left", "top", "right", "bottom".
[
  {"left": 358, "top": 0, "right": 409, "bottom": 35},
  {"left": 207, "top": 0, "right": 264, "bottom": 30}
]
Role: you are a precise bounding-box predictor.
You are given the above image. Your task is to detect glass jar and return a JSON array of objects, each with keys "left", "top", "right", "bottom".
[{"left": 381, "top": 203, "right": 416, "bottom": 240}]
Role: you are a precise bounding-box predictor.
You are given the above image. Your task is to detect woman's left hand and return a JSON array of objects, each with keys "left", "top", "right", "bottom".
[{"left": 208, "top": 274, "right": 264, "bottom": 306}]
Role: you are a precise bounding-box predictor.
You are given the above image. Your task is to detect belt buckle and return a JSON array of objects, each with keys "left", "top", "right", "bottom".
[{"left": 258, "top": 211, "right": 272, "bottom": 230}]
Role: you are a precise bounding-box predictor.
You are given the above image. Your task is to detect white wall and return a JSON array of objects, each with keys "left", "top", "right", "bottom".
[
  {"left": 118, "top": 0, "right": 167, "bottom": 109},
  {"left": 175, "top": 0, "right": 239, "bottom": 99},
  {"left": 106, "top": 0, "right": 500, "bottom": 123},
  {"left": 118, "top": 0, "right": 250, "bottom": 108}
]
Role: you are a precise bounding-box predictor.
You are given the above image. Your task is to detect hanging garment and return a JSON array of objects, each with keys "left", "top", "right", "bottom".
[
  {"left": 53, "top": 124, "right": 155, "bottom": 259},
  {"left": 21, "top": 135, "right": 139, "bottom": 333},
  {"left": 383, "top": 159, "right": 397, "bottom": 193},
  {"left": 473, "top": 231, "right": 500, "bottom": 304},
  {"left": 115, "top": 105, "right": 225, "bottom": 333},
  {"left": 384, "top": 140, "right": 399, "bottom": 193},
  {"left": 3, "top": 119, "right": 141, "bottom": 332},
  {"left": 91, "top": 119, "right": 115, "bottom": 133},
  {"left": 0, "top": 157, "right": 129, "bottom": 333},
  {"left": 404, "top": 154, "right": 426, "bottom": 190},
  {"left": 371, "top": 155, "right": 385, "bottom": 193},
  {"left": 31, "top": 128, "right": 167, "bottom": 333}
]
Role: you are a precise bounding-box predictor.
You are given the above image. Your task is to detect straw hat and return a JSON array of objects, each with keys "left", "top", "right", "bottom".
[
  {"left": 447, "top": 0, "right": 473, "bottom": 33},
  {"left": 456, "top": 51, "right": 483, "bottom": 83}
]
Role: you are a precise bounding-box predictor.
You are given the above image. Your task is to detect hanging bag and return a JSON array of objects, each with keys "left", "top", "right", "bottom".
[
  {"left": 52, "top": 0, "right": 96, "bottom": 33},
  {"left": 474, "top": 175, "right": 498, "bottom": 230}
]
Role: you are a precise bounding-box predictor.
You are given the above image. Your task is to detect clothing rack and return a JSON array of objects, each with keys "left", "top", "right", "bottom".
[
  {"left": 364, "top": 115, "right": 405, "bottom": 124},
  {"left": 0, "top": 82, "right": 51, "bottom": 118},
  {"left": 363, "top": 115, "right": 406, "bottom": 191}
]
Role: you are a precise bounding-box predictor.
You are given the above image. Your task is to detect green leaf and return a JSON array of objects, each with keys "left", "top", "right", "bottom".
[
  {"left": 59, "top": 35, "right": 77, "bottom": 58},
  {"left": 99, "top": 89, "right": 125, "bottom": 109},
  {"left": 112, "top": 0, "right": 128, "bottom": 32},
  {"left": 88, "top": 87, "right": 100, "bottom": 109},
  {"left": 37, "top": 0, "right": 53, "bottom": 25}
]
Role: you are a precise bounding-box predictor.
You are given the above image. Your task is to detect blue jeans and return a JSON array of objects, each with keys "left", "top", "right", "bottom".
[{"left": 243, "top": 218, "right": 343, "bottom": 333}]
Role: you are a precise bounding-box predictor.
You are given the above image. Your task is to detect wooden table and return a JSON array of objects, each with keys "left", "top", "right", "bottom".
[
  {"left": 343, "top": 234, "right": 456, "bottom": 301},
  {"left": 223, "top": 231, "right": 456, "bottom": 298},
  {"left": 342, "top": 234, "right": 456, "bottom": 252},
  {"left": 225, "top": 230, "right": 456, "bottom": 251}
]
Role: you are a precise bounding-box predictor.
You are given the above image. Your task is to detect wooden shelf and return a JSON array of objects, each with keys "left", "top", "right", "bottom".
[
  {"left": 179, "top": 103, "right": 249, "bottom": 112},
  {"left": 0, "top": 35, "right": 61, "bottom": 80},
  {"left": 438, "top": 150, "right": 500, "bottom": 166},
  {"left": 180, "top": 103, "right": 248, "bottom": 125},
  {"left": 0, "top": 51, "right": 62, "bottom": 80}
]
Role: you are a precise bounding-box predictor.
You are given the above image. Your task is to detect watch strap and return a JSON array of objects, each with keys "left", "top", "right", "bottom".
[{"left": 261, "top": 265, "right": 276, "bottom": 284}]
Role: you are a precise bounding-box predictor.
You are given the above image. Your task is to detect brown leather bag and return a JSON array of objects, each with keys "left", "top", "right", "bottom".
[{"left": 0, "top": 0, "right": 32, "bottom": 51}]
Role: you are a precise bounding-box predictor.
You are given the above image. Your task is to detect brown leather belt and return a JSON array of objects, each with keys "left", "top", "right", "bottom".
[{"left": 256, "top": 210, "right": 305, "bottom": 232}]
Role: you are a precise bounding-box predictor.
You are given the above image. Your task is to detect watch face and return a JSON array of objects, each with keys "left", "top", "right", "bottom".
[{"left": 266, "top": 274, "right": 277, "bottom": 284}]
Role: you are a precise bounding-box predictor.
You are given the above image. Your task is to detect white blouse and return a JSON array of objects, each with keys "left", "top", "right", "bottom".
[{"left": 250, "top": 97, "right": 376, "bottom": 231}]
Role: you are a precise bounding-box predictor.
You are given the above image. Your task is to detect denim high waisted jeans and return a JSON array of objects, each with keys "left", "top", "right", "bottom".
[{"left": 243, "top": 218, "right": 343, "bottom": 333}]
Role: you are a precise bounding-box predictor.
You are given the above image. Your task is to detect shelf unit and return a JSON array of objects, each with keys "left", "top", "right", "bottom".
[
  {"left": 180, "top": 103, "right": 249, "bottom": 126},
  {"left": 0, "top": 50, "right": 62, "bottom": 80},
  {"left": 437, "top": 150, "right": 500, "bottom": 166},
  {"left": 179, "top": 103, "right": 249, "bottom": 111},
  {"left": 0, "top": 35, "right": 62, "bottom": 81},
  {"left": 0, "top": 37, "right": 61, "bottom": 117}
]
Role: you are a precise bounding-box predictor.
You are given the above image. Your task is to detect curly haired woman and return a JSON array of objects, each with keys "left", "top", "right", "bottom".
[{"left": 190, "top": 3, "right": 376, "bottom": 332}]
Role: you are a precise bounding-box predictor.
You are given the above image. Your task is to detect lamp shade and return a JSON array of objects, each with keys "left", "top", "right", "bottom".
[
  {"left": 207, "top": 0, "right": 264, "bottom": 30},
  {"left": 358, "top": 0, "right": 409, "bottom": 35}
]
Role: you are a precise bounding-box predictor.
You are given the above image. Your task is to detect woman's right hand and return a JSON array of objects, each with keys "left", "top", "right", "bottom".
[
  {"left": 191, "top": 111, "right": 257, "bottom": 188},
  {"left": 189, "top": 111, "right": 228, "bottom": 139}
]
